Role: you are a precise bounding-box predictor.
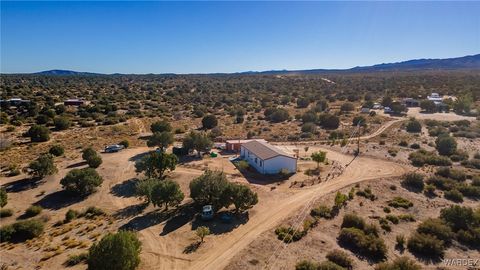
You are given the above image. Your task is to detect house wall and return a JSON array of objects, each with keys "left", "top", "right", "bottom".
[
  {"left": 264, "top": 156, "right": 297, "bottom": 174},
  {"left": 240, "top": 146, "right": 297, "bottom": 174}
]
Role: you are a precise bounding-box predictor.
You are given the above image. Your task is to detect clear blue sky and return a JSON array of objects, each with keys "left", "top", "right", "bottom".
[{"left": 1, "top": 1, "right": 479, "bottom": 74}]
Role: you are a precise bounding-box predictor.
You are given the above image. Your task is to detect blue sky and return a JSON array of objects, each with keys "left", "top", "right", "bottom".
[{"left": 1, "top": 1, "right": 479, "bottom": 74}]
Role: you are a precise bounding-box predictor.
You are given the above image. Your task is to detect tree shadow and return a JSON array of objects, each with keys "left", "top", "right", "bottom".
[
  {"left": 66, "top": 161, "right": 88, "bottom": 169},
  {"left": 120, "top": 208, "right": 177, "bottom": 231},
  {"left": 160, "top": 204, "right": 197, "bottom": 236},
  {"left": 183, "top": 241, "right": 201, "bottom": 254},
  {"left": 111, "top": 178, "right": 139, "bottom": 198},
  {"left": 2, "top": 177, "right": 45, "bottom": 193},
  {"left": 235, "top": 168, "right": 289, "bottom": 185},
  {"left": 190, "top": 211, "right": 249, "bottom": 235},
  {"left": 34, "top": 190, "right": 84, "bottom": 210},
  {"left": 128, "top": 151, "right": 152, "bottom": 162},
  {"left": 113, "top": 203, "right": 148, "bottom": 220}
]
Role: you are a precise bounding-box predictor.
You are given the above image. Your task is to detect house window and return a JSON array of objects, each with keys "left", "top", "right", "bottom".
[
  {"left": 255, "top": 157, "right": 258, "bottom": 164},
  {"left": 260, "top": 160, "right": 263, "bottom": 167}
]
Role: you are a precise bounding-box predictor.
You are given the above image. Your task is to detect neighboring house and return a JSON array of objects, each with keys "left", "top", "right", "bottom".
[
  {"left": 240, "top": 140, "right": 297, "bottom": 174},
  {"left": 64, "top": 99, "right": 85, "bottom": 106},
  {"left": 384, "top": 107, "right": 393, "bottom": 114},
  {"left": 427, "top": 93, "right": 443, "bottom": 102},
  {"left": 360, "top": 107, "right": 371, "bottom": 114},
  {"left": 0, "top": 98, "right": 31, "bottom": 106},
  {"left": 404, "top": 98, "right": 420, "bottom": 107},
  {"left": 226, "top": 139, "right": 267, "bottom": 152},
  {"left": 372, "top": 103, "right": 383, "bottom": 110}
]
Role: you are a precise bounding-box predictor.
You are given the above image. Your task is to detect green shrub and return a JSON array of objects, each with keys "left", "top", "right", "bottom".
[
  {"left": 387, "top": 197, "right": 413, "bottom": 209},
  {"left": 435, "top": 167, "right": 466, "bottom": 181},
  {"left": 409, "top": 150, "right": 452, "bottom": 167},
  {"left": 119, "top": 140, "right": 130, "bottom": 148},
  {"left": 296, "top": 260, "right": 319, "bottom": 270},
  {"left": 407, "top": 232, "right": 445, "bottom": 258},
  {"left": 60, "top": 168, "right": 103, "bottom": 196},
  {"left": 416, "top": 218, "right": 453, "bottom": 243},
  {"left": 0, "top": 188, "right": 7, "bottom": 208},
  {"left": 341, "top": 213, "right": 366, "bottom": 230},
  {"left": 25, "top": 125, "right": 50, "bottom": 142},
  {"left": 275, "top": 226, "right": 306, "bottom": 243},
  {"left": 395, "top": 234, "right": 405, "bottom": 249},
  {"left": 65, "top": 209, "right": 80, "bottom": 222},
  {"left": 338, "top": 227, "right": 386, "bottom": 260},
  {"left": 88, "top": 231, "right": 141, "bottom": 270},
  {"left": 385, "top": 215, "right": 399, "bottom": 224},
  {"left": 457, "top": 184, "right": 480, "bottom": 199},
  {"left": 25, "top": 205, "right": 43, "bottom": 217},
  {"left": 86, "top": 154, "right": 103, "bottom": 168},
  {"left": 401, "top": 172, "right": 424, "bottom": 192},
  {"left": 311, "top": 204, "right": 332, "bottom": 219},
  {"left": 317, "top": 261, "right": 346, "bottom": 270},
  {"left": 0, "top": 208, "right": 13, "bottom": 218},
  {"left": 397, "top": 214, "right": 416, "bottom": 222},
  {"left": 84, "top": 206, "right": 105, "bottom": 218},
  {"left": 54, "top": 116, "right": 71, "bottom": 130},
  {"left": 49, "top": 145, "right": 65, "bottom": 156},
  {"left": 374, "top": 256, "right": 421, "bottom": 270},
  {"left": 65, "top": 252, "right": 89, "bottom": 266},
  {"left": 406, "top": 120, "right": 421, "bottom": 133},
  {"left": 0, "top": 219, "right": 45, "bottom": 243},
  {"left": 426, "top": 176, "right": 457, "bottom": 191},
  {"left": 444, "top": 189, "right": 463, "bottom": 202},
  {"left": 326, "top": 249, "right": 353, "bottom": 269}
]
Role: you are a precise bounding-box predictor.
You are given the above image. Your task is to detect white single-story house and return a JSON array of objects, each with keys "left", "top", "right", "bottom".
[
  {"left": 240, "top": 140, "right": 297, "bottom": 174},
  {"left": 427, "top": 93, "right": 443, "bottom": 102}
]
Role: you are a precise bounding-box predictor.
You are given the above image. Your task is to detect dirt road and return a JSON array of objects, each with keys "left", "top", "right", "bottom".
[{"left": 187, "top": 149, "right": 408, "bottom": 270}]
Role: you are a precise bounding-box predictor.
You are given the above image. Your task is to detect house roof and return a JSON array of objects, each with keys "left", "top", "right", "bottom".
[
  {"left": 226, "top": 139, "right": 267, "bottom": 144},
  {"left": 241, "top": 140, "right": 295, "bottom": 160}
]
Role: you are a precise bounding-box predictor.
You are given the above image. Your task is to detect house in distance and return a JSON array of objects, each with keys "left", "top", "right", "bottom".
[{"left": 240, "top": 140, "right": 297, "bottom": 174}]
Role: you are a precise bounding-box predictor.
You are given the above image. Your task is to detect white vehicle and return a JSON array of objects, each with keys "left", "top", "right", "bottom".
[{"left": 104, "top": 144, "right": 125, "bottom": 153}]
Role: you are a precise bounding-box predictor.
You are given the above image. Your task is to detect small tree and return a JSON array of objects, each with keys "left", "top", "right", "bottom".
[
  {"left": 150, "top": 179, "right": 184, "bottom": 210},
  {"left": 0, "top": 188, "right": 7, "bottom": 208},
  {"left": 135, "top": 178, "right": 157, "bottom": 204},
  {"left": 182, "top": 131, "right": 213, "bottom": 156},
  {"left": 341, "top": 102, "right": 355, "bottom": 112},
  {"left": 25, "top": 125, "right": 50, "bottom": 142},
  {"left": 49, "top": 145, "right": 65, "bottom": 156},
  {"left": 420, "top": 100, "right": 437, "bottom": 113},
  {"left": 88, "top": 231, "right": 141, "bottom": 270},
  {"left": 304, "top": 146, "right": 309, "bottom": 157},
  {"left": 27, "top": 154, "right": 58, "bottom": 179},
  {"left": 401, "top": 172, "right": 424, "bottom": 192},
  {"left": 189, "top": 170, "right": 231, "bottom": 210},
  {"left": 82, "top": 147, "right": 97, "bottom": 161},
  {"left": 196, "top": 226, "right": 210, "bottom": 243},
  {"left": 87, "top": 154, "right": 103, "bottom": 168},
  {"left": 435, "top": 135, "right": 457, "bottom": 156},
  {"left": 135, "top": 151, "right": 177, "bottom": 179},
  {"left": 150, "top": 120, "right": 172, "bottom": 133},
  {"left": 311, "top": 151, "right": 327, "bottom": 169},
  {"left": 53, "top": 116, "right": 71, "bottom": 130},
  {"left": 229, "top": 183, "right": 258, "bottom": 213},
  {"left": 406, "top": 120, "right": 422, "bottom": 133},
  {"left": 147, "top": 131, "right": 174, "bottom": 150},
  {"left": 202, "top": 115, "right": 218, "bottom": 129},
  {"left": 60, "top": 168, "right": 103, "bottom": 196}
]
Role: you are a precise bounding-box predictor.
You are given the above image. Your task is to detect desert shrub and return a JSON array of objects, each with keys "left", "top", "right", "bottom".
[
  {"left": 424, "top": 184, "right": 436, "bottom": 196},
  {"left": 378, "top": 218, "right": 391, "bottom": 232},
  {"left": 65, "top": 209, "right": 80, "bottom": 222},
  {"left": 461, "top": 159, "right": 480, "bottom": 169},
  {"left": 202, "top": 114, "right": 218, "bottom": 129},
  {"left": 27, "top": 154, "right": 58, "bottom": 179},
  {"left": 83, "top": 206, "right": 105, "bottom": 218},
  {"left": 374, "top": 256, "right": 421, "bottom": 270},
  {"left": 25, "top": 125, "right": 50, "bottom": 142},
  {"left": 457, "top": 184, "right": 480, "bottom": 199},
  {"left": 119, "top": 140, "right": 130, "bottom": 148},
  {"left": 0, "top": 208, "right": 13, "bottom": 217},
  {"left": 397, "top": 214, "right": 416, "bottom": 222},
  {"left": 387, "top": 197, "right": 413, "bottom": 209},
  {"left": 25, "top": 205, "right": 43, "bottom": 217},
  {"left": 406, "top": 120, "right": 421, "bottom": 133},
  {"left": 426, "top": 176, "right": 457, "bottom": 191},
  {"left": 88, "top": 231, "right": 141, "bottom": 270},
  {"left": 417, "top": 218, "right": 453, "bottom": 243},
  {"left": 338, "top": 227, "right": 386, "bottom": 260},
  {"left": 398, "top": 140, "right": 408, "bottom": 147},
  {"left": 65, "top": 252, "right": 89, "bottom": 266},
  {"left": 385, "top": 215, "right": 399, "bottom": 224},
  {"left": 0, "top": 219, "right": 45, "bottom": 243},
  {"left": 54, "top": 116, "right": 71, "bottom": 130},
  {"left": 340, "top": 102, "right": 355, "bottom": 112},
  {"left": 150, "top": 120, "right": 172, "bottom": 133},
  {"left": 0, "top": 188, "right": 7, "bottom": 207},
  {"left": 444, "top": 189, "right": 463, "bottom": 202},
  {"left": 301, "top": 122, "right": 317, "bottom": 133},
  {"left": 435, "top": 167, "right": 466, "bottom": 181},
  {"left": 408, "top": 150, "right": 452, "bottom": 167},
  {"left": 311, "top": 204, "right": 332, "bottom": 219},
  {"left": 355, "top": 187, "right": 375, "bottom": 200},
  {"left": 296, "top": 260, "right": 318, "bottom": 270},
  {"left": 409, "top": 143, "right": 420, "bottom": 149},
  {"left": 326, "top": 249, "right": 353, "bottom": 269},
  {"left": 341, "top": 213, "right": 366, "bottom": 230},
  {"left": 407, "top": 232, "right": 445, "bottom": 258},
  {"left": 61, "top": 168, "right": 103, "bottom": 196},
  {"left": 275, "top": 226, "right": 306, "bottom": 243},
  {"left": 435, "top": 134, "right": 457, "bottom": 156},
  {"left": 317, "top": 261, "right": 346, "bottom": 270},
  {"left": 401, "top": 172, "right": 424, "bottom": 192},
  {"left": 49, "top": 145, "right": 65, "bottom": 156},
  {"left": 395, "top": 234, "right": 405, "bottom": 249}
]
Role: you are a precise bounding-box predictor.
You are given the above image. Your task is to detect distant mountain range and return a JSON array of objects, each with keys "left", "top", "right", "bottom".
[{"left": 31, "top": 54, "right": 480, "bottom": 76}]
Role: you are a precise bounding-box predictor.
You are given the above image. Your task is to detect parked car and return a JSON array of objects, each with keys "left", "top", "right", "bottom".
[
  {"left": 201, "top": 205, "right": 214, "bottom": 221},
  {"left": 104, "top": 144, "right": 125, "bottom": 153}
]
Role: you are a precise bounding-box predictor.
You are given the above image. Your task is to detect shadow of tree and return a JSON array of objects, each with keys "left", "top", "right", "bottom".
[
  {"left": 111, "top": 178, "right": 139, "bottom": 198},
  {"left": 114, "top": 203, "right": 148, "bottom": 220},
  {"left": 34, "top": 190, "right": 85, "bottom": 210},
  {"left": 183, "top": 241, "right": 201, "bottom": 254},
  {"left": 120, "top": 208, "right": 177, "bottom": 231},
  {"left": 128, "top": 151, "right": 152, "bottom": 162},
  {"left": 66, "top": 161, "right": 88, "bottom": 169},
  {"left": 190, "top": 211, "right": 249, "bottom": 235},
  {"left": 2, "top": 177, "right": 46, "bottom": 193},
  {"left": 160, "top": 204, "right": 197, "bottom": 236}
]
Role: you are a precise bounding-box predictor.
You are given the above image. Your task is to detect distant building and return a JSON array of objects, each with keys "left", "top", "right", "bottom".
[
  {"left": 240, "top": 140, "right": 297, "bottom": 174},
  {"left": 384, "top": 107, "right": 393, "bottom": 114},
  {"left": 64, "top": 99, "right": 85, "bottom": 106},
  {"left": 360, "top": 107, "right": 371, "bottom": 114},
  {"left": 225, "top": 139, "right": 267, "bottom": 152},
  {"left": 427, "top": 93, "right": 443, "bottom": 102},
  {"left": 372, "top": 103, "right": 383, "bottom": 110},
  {"left": 0, "top": 98, "right": 31, "bottom": 106},
  {"left": 403, "top": 98, "right": 420, "bottom": 107}
]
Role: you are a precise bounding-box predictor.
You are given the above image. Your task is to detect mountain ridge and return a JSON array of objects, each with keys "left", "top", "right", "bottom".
[{"left": 24, "top": 54, "right": 480, "bottom": 75}]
